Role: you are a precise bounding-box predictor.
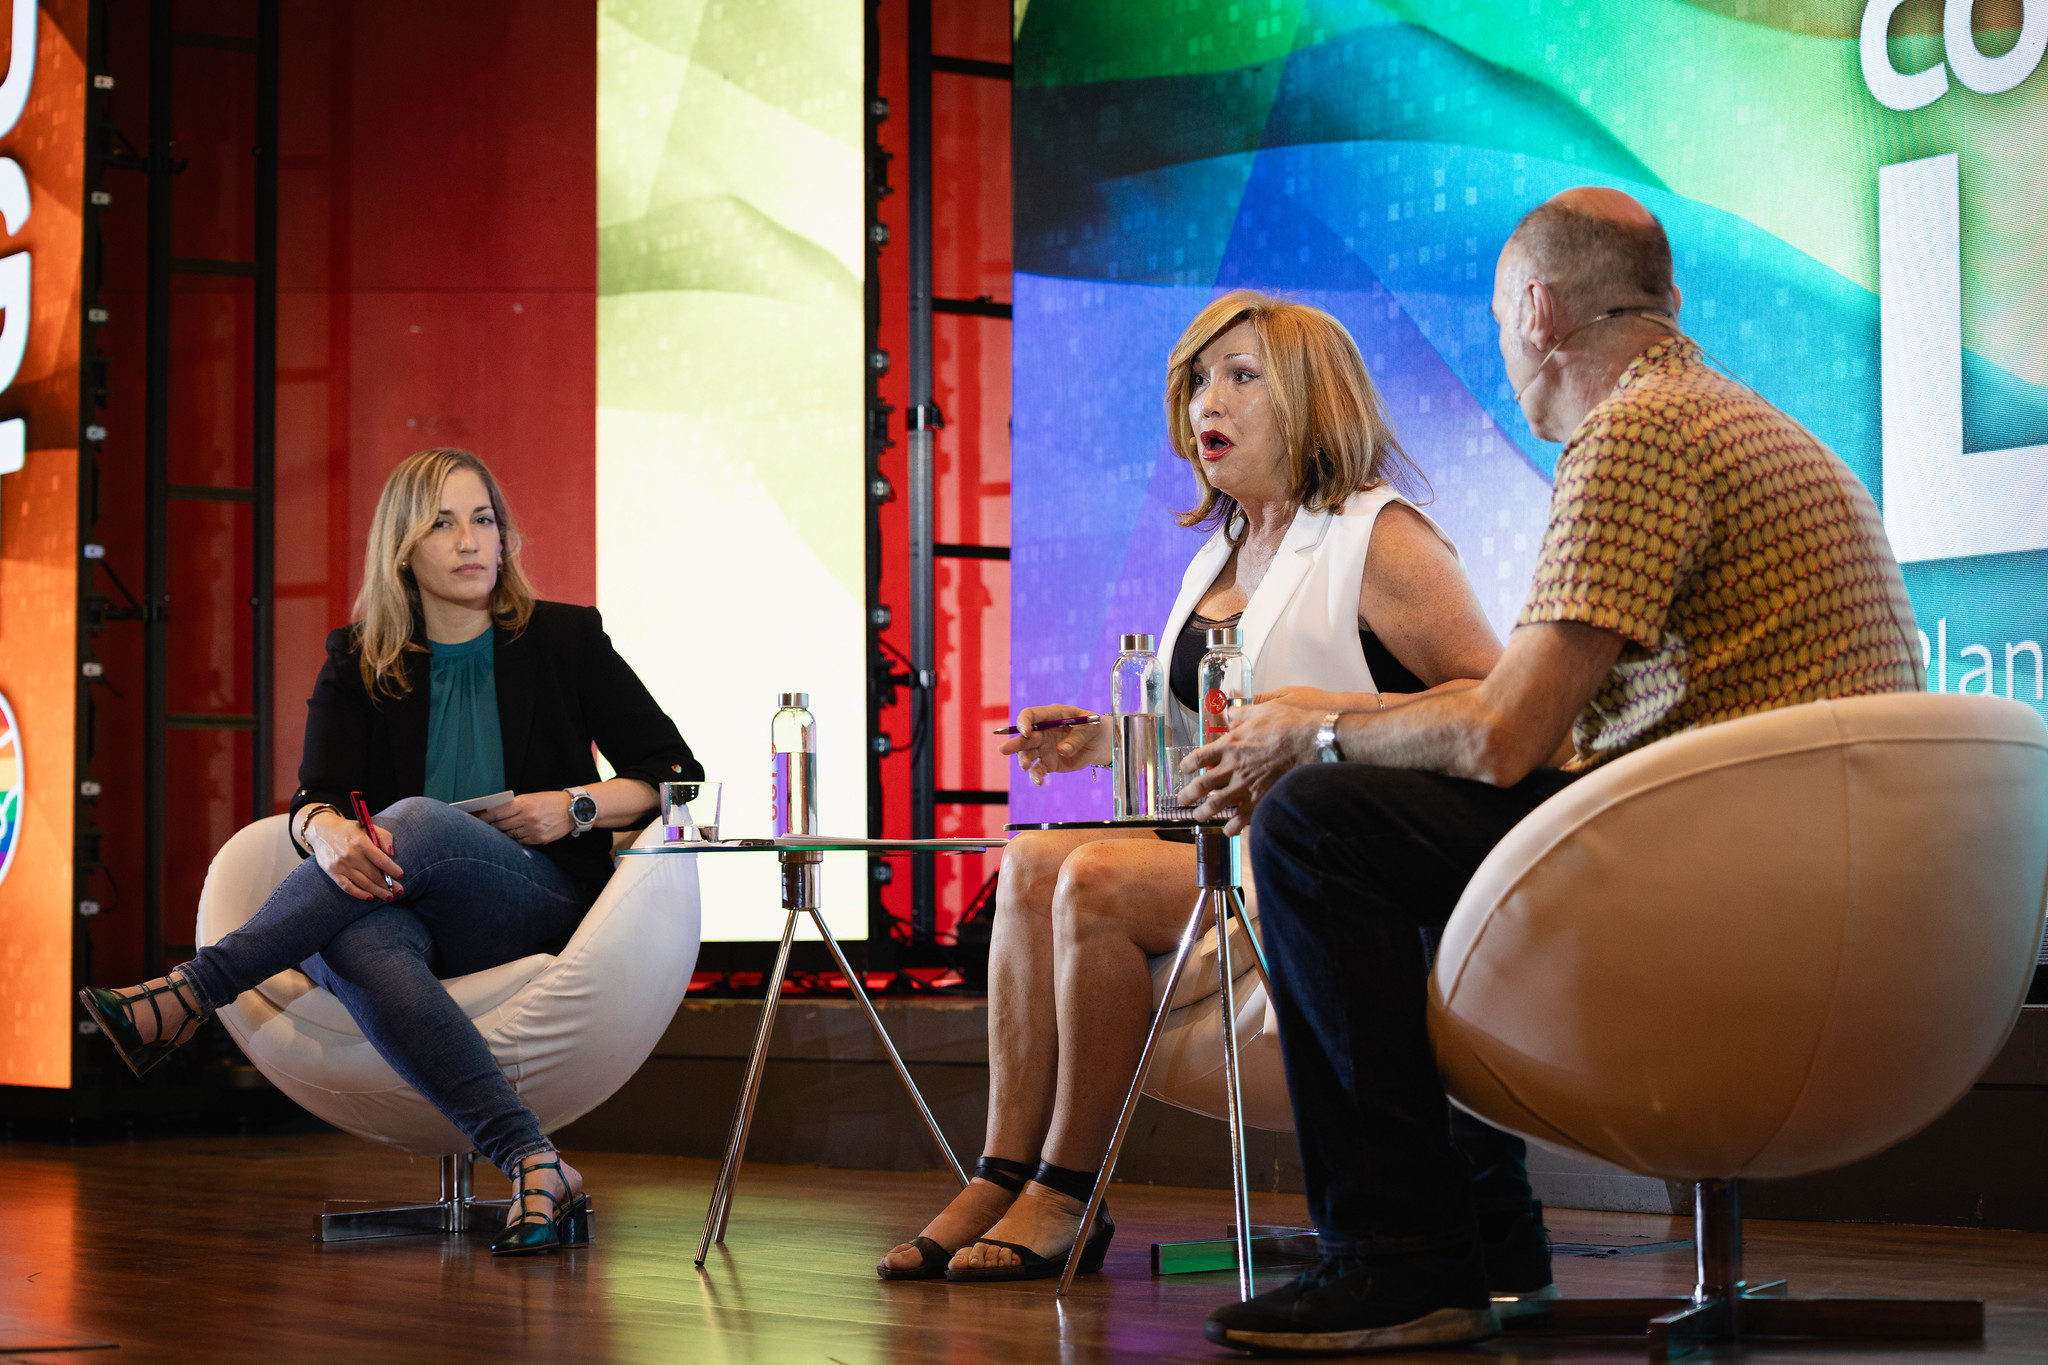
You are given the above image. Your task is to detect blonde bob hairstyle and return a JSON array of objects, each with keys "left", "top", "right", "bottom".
[
  {"left": 1165, "top": 290, "right": 1420, "bottom": 537},
  {"left": 352, "top": 447, "right": 536, "bottom": 699}
]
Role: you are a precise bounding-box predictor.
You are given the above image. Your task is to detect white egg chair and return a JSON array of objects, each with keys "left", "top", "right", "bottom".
[{"left": 195, "top": 814, "right": 701, "bottom": 1240}]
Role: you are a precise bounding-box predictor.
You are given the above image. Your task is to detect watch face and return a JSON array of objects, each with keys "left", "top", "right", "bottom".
[{"left": 572, "top": 796, "right": 598, "bottom": 822}]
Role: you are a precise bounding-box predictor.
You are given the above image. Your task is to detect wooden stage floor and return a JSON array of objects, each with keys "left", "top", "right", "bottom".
[{"left": 3, "top": 1132, "right": 2047, "bottom": 1363}]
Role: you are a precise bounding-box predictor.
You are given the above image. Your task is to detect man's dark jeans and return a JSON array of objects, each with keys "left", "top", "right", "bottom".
[{"left": 1250, "top": 761, "right": 1579, "bottom": 1258}]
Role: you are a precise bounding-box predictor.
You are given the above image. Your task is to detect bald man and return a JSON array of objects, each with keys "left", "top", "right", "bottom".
[{"left": 1189, "top": 188, "right": 1922, "bottom": 1355}]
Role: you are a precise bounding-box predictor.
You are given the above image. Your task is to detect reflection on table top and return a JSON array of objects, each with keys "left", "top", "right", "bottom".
[
  {"left": 618, "top": 835, "right": 1005, "bottom": 856},
  {"left": 1005, "top": 819, "right": 1229, "bottom": 832}
]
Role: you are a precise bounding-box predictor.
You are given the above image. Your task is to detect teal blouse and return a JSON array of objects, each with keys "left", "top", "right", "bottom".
[{"left": 423, "top": 630, "right": 506, "bottom": 803}]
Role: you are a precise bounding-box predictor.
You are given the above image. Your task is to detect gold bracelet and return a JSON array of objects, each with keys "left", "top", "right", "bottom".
[{"left": 296, "top": 803, "right": 336, "bottom": 847}]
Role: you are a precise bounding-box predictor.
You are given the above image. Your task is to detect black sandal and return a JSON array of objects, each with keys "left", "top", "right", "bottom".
[
  {"left": 877, "top": 1155, "right": 1033, "bottom": 1280},
  {"left": 490, "top": 1156, "right": 592, "bottom": 1257},
  {"left": 947, "top": 1158, "right": 1116, "bottom": 1283},
  {"left": 79, "top": 971, "right": 208, "bottom": 1078},
  {"left": 944, "top": 1204, "right": 1115, "bottom": 1283}
]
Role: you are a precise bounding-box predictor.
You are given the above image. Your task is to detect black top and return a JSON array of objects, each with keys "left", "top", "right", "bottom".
[
  {"left": 1168, "top": 611, "right": 1428, "bottom": 712},
  {"left": 1361, "top": 631, "right": 1428, "bottom": 695},
  {"left": 289, "top": 600, "right": 702, "bottom": 898}
]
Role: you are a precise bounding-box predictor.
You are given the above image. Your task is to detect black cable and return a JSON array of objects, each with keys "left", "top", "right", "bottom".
[{"left": 875, "top": 632, "right": 934, "bottom": 761}]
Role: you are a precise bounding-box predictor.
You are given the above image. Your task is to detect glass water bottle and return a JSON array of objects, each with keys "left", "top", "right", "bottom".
[
  {"left": 1110, "top": 634, "right": 1168, "bottom": 819},
  {"left": 1196, "top": 626, "right": 1254, "bottom": 748},
  {"left": 771, "top": 692, "right": 818, "bottom": 837}
]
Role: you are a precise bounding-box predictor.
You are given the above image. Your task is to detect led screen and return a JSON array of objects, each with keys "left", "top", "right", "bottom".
[
  {"left": 596, "top": 0, "right": 867, "bottom": 940},
  {"left": 1009, "top": 0, "right": 2048, "bottom": 823},
  {"left": 0, "top": 0, "right": 87, "bottom": 1089}
]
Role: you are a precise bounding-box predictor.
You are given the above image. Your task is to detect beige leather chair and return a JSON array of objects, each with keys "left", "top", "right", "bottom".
[
  {"left": 196, "top": 814, "right": 701, "bottom": 1240},
  {"left": 1431, "top": 693, "right": 2048, "bottom": 1355}
]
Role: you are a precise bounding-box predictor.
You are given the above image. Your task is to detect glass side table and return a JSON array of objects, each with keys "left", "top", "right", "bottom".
[{"left": 619, "top": 835, "right": 1003, "bottom": 1264}]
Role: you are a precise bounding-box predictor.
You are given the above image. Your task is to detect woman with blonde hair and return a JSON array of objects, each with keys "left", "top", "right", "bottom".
[
  {"left": 81, "top": 447, "right": 698, "bottom": 1257},
  {"left": 878, "top": 291, "right": 1504, "bottom": 1282}
]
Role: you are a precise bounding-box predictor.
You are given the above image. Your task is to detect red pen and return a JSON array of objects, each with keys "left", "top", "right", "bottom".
[{"left": 349, "top": 790, "right": 396, "bottom": 893}]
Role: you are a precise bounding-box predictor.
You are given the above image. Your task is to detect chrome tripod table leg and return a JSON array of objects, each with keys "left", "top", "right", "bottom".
[
  {"left": 1233, "top": 887, "right": 1272, "bottom": 993},
  {"left": 696, "top": 904, "right": 800, "bottom": 1263},
  {"left": 1215, "top": 886, "right": 1256, "bottom": 1302}
]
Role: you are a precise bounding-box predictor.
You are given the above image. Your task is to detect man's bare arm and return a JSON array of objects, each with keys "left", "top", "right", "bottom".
[
  {"left": 1329, "top": 619, "right": 1623, "bottom": 783},
  {"left": 1180, "top": 620, "right": 1625, "bottom": 832}
]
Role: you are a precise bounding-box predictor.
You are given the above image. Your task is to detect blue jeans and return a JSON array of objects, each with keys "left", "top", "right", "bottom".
[
  {"left": 180, "top": 797, "right": 593, "bottom": 1174},
  {"left": 1248, "top": 762, "right": 1578, "bottom": 1258}
]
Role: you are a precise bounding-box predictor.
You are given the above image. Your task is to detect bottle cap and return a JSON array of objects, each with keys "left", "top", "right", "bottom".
[
  {"left": 1204, "top": 627, "right": 1243, "bottom": 650},
  {"left": 1119, "top": 633, "right": 1156, "bottom": 652},
  {"left": 778, "top": 692, "right": 810, "bottom": 709}
]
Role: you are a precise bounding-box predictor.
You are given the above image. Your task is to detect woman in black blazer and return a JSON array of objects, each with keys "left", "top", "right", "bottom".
[{"left": 81, "top": 448, "right": 699, "bottom": 1257}]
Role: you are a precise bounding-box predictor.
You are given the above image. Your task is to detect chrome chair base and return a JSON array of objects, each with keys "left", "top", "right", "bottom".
[
  {"left": 315, "top": 1153, "right": 515, "bottom": 1243},
  {"left": 1507, "top": 1290, "right": 1982, "bottom": 1360},
  {"left": 1502, "top": 1180, "right": 1982, "bottom": 1360}
]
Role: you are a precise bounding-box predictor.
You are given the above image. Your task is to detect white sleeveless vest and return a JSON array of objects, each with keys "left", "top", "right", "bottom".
[{"left": 1155, "top": 485, "right": 1463, "bottom": 745}]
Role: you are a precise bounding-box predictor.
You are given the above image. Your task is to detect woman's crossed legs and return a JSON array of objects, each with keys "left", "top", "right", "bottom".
[
  {"left": 117, "top": 798, "right": 594, "bottom": 1226},
  {"left": 878, "top": 827, "right": 1203, "bottom": 1276}
]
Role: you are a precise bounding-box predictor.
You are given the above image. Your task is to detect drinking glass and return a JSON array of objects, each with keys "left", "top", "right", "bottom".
[
  {"left": 1163, "top": 745, "right": 1201, "bottom": 815},
  {"left": 662, "top": 780, "right": 723, "bottom": 842}
]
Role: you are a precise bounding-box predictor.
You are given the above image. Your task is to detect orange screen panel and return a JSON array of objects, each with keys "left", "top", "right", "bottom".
[{"left": 0, "top": 0, "right": 88, "bottom": 1090}]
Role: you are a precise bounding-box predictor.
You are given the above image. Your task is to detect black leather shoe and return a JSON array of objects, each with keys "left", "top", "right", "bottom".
[{"left": 1204, "top": 1243, "right": 1497, "bottom": 1356}]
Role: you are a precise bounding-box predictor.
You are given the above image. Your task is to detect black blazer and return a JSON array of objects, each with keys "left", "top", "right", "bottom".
[{"left": 289, "top": 601, "right": 702, "bottom": 898}]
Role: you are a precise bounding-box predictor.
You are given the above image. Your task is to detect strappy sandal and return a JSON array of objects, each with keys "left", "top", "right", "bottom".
[
  {"left": 877, "top": 1155, "right": 1033, "bottom": 1281},
  {"left": 79, "top": 971, "right": 208, "bottom": 1078},
  {"left": 944, "top": 1202, "right": 1115, "bottom": 1283},
  {"left": 490, "top": 1156, "right": 593, "bottom": 1257}
]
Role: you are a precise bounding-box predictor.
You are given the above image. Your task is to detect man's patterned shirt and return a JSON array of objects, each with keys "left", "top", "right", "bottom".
[{"left": 1519, "top": 337, "right": 1923, "bottom": 770}]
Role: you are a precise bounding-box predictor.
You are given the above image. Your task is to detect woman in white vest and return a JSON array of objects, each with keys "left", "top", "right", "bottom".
[{"left": 877, "top": 291, "right": 1502, "bottom": 1283}]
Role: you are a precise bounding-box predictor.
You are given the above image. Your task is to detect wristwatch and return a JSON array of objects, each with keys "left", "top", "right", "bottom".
[
  {"left": 1315, "top": 712, "right": 1344, "bottom": 764},
  {"left": 566, "top": 786, "right": 598, "bottom": 837}
]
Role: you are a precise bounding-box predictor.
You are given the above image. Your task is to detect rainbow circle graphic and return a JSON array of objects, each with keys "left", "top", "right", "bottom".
[{"left": 0, "top": 690, "right": 18, "bottom": 889}]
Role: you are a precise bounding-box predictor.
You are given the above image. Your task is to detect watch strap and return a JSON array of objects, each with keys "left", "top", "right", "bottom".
[
  {"left": 1315, "top": 712, "right": 1343, "bottom": 763},
  {"left": 566, "top": 786, "right": 597, "bottom": 836}
]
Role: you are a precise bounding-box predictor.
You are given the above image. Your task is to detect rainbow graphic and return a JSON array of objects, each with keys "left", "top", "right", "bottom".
[
  {"left": 0, "top": 690, "right": 19, "bottom": 889},
  {"left": 1010, "top": 0, "right": 2048, "bottom": 822}
]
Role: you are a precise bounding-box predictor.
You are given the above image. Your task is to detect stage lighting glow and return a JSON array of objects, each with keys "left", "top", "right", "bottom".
[
  {"left": 1009, "top": 0, "right": 2048, "bottom": 823},
  {"left": 595, "top": 0, "right": 867, "bottom": 941}
]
